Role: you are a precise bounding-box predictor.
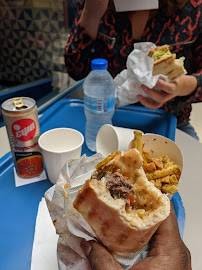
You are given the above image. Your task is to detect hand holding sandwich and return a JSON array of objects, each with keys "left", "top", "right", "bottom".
[
  {"left": 84, "top": 203, "right": 191, "bottom": 270},
  {"left": 138, "top": 75, "right": 198, "bottom": 110}
]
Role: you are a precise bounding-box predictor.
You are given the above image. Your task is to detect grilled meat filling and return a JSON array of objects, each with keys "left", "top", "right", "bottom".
[{"left": 105, "top": 172, "right": 134, "bottom": 207}]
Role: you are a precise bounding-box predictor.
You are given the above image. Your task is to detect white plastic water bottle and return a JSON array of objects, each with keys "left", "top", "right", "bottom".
[{"left": 84, "top": 58, "right": 115, "bottom": 152}]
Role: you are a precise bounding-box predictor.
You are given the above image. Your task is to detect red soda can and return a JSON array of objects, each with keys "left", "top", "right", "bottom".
[{"left": 1, "top": 97, "right": 44, "bottom": 178}]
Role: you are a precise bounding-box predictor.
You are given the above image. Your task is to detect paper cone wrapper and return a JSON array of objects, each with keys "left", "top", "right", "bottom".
[
  {"left": 143, "top": 133, "right": 183, "bottom": 172},
  {"left": 96, "top": 125, "right": 183, "bottom": 177},
  {"left": 130, "top": 133, "right": 184, "bottom": 197},
  {"left": 130, "top": 133, "right": 183, "bottom": 172}
]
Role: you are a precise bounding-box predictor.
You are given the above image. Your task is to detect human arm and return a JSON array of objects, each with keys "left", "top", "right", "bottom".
[
  {"left": 138, "top": 29, "right": 202, "bottom": 110},
  {"left": 129, "top": 203, "right": 191, "bottom": 270},
  {"left": 185, "top": 28, "right": 202, "bottom": 104},
  {"left": 65, "top": 0, "right": 113, "bottom": 81},
  {"left": 80, "top": 0, "right": 109, "bottom": 40},
  {"left": 84, "top": 203, "right": 191, "bottom": 270}
]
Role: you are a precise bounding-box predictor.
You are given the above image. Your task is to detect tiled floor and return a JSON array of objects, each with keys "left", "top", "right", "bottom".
[{"left": 190, "top": 103, "right": 202, "bottom": 143}]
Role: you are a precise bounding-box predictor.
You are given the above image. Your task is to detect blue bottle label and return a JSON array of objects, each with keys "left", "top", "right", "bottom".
[{"left": 85, "top": 95, "right": 115, "bottom": 113}]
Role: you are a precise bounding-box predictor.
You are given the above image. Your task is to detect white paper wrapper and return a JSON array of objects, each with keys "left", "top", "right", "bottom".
[
  {"left": 45, "top": 153, "right": 149, "bottom": 270},
  {"left": 115, "top": 42, "right": 169, "bottom": 107}
]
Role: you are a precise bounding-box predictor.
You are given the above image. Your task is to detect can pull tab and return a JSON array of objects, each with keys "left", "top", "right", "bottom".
[{"left": 13, "top": 97, "right": 25, "bottom": 109}]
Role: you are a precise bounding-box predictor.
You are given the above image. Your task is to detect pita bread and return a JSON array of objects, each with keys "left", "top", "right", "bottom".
[
  {"left": 148, "top": 45, "right": 187, "bottom": 81},
  {"left": 73, "top": 149, "right": 170, "bottom": 255}
]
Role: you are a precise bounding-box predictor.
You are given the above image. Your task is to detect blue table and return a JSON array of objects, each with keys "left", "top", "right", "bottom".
[{"left": 0, "top": 98, "right": 184, "bottom": 270}]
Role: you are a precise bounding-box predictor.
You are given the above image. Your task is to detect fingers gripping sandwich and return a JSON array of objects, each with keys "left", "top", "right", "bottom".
[
  {"left": 73, "top": 149, "right": 170, "bottom": 255},
  {"left": 148, "top": 45, "right": 187, "bottom": 81}
]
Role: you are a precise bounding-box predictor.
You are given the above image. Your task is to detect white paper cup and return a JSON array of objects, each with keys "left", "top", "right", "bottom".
[
  {"left": 38, "top": 128, "right": 84, "bottom": 184},
  {"left": 96, "top": 124, "right": 135, "bottom": 157}
]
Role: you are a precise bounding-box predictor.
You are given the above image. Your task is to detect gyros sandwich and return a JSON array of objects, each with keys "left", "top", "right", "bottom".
[
  {"left": 73, "top": 148, "right": 170, "bottom": 255},
  {"left": 148, "top": 45, "right": 187, "bottom": 81}
]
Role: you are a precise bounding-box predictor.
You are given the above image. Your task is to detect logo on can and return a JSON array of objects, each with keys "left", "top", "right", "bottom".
[{"left": 12, "top": 119, "right": 36, "bottom": 141}]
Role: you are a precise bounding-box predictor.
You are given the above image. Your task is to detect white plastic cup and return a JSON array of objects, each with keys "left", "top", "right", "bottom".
[
  {"left": 96, "top": 124, "right": 135, "bottom": 157},
  {"left": 38, "top": 128, "right": 84, "bottom": 184}
]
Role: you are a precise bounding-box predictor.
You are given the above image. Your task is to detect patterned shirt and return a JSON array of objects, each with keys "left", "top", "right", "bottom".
[{"left": 65, "top": 0, "right": 202, "bottom": 124}]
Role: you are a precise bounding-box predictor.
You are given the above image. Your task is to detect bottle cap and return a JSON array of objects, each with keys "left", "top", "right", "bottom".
[{"left": 91, "top": 58, "right": 108, "bottom": 70}]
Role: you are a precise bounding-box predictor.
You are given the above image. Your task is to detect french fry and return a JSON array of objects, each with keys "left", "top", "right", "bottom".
[
  {"left": 162, "top": 156, "right": 175, "bottom": 168},
  {"left": 162, "top": 184, "right": 179, "bottom": 195},
  {"left": 155, "top": 179, "right": 162, "bottom": 189},
  {"left": 136, "top": 209, "right": 145, "bottom": 218},
  {"left": 142, "top": 159, "right": 148, "bottom": 172},
  {"left": 162, "top": 156, "right": 172, "bottom": 162},
  {"left": 130, "top": 131, "right": 143, "bottom": 155},
  {"left": 146, "top": 164, "right": 179, "bottom": 180},
  {"left": 151, "top": 157, "right": 163, "bottom": 170},
  {"left": 160, "top": 175, "right": 170, "bottom": 183},
  {"left": 149, "top": 180, "right": 156, "bottom": 185},
  {"left": 175, "top": 168, "right": 181, "bottom": 180},
  {"left": 144, "top": 162, "right": 156, "bottom": 172},
  {"left": 169, "top": 174, "right": 179, "bottom": 185},
  {"left": 143, "top": 150, "right": 150, "bottom": 162}
]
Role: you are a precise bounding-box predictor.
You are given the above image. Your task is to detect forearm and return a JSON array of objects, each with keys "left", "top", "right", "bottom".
[
  {"left": 173, "top": 72, "right": 202, "bottom": 106},
  {"left": 80, "top": 0, "right": 109, "bottom": 40},
  {"left": 80, "top": 9, "right": 101, "bottom": 40},
  {"left": 185, "top": 29, "right": 202, "bottom": 102},
  {"left": 175, "top": 75, "right": 198, "bottom": 97},
  {"left": 186, "top": 72, "right": 202, "bottom": 103}
]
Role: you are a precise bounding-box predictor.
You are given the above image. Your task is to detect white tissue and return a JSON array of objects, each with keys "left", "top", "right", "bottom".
[{"left": 115, "top": 42, "right": 169, "bottom": 107}]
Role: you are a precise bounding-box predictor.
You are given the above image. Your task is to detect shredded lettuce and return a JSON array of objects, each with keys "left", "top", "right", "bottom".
[{"left": 152, "top": 47, "right": 172, "bottom": 61}]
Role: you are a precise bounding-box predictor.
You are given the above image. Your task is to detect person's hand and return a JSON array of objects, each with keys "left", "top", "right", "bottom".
[
  {"left": 129, "top": 203, "right": 191, "bottom": 270},
  {"left": 80, "top": 0, "right": 109, "bottom": 40},
  {"left": 82, "top": 240, "right": 123, "bottom": 270},
  {"left": 137, "top": 75, "right": 197, "bottom": 110},
  {"left": 83, "top": 203, "right": 191, "bottom": 270}
]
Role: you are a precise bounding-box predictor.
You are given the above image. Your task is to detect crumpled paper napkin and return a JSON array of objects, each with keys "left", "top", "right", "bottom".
[
  {"left": 115, "top": 42, "right": 169, "bottom": 107},
  {"left": 45, "top": 153, "right": 149, "bottom": 270}
]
